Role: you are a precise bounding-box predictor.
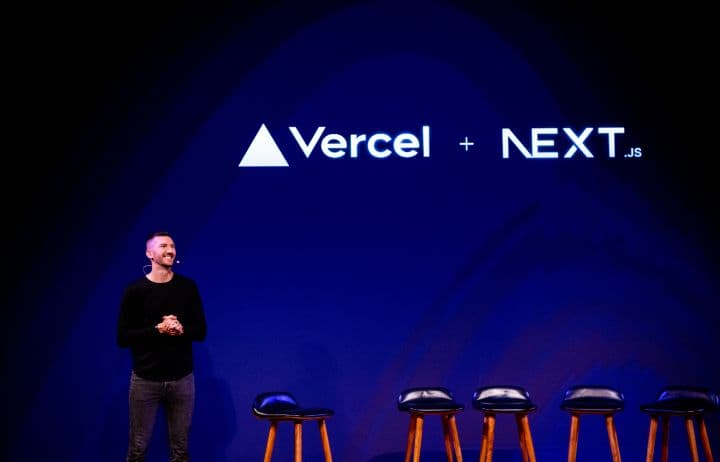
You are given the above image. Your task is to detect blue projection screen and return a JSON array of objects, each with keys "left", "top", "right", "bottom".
[{"left": 4, "top": 2, "right": 718, "bottom": 462}]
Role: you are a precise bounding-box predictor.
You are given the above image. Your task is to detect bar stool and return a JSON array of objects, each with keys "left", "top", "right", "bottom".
[
  {"left": 397, "top": 386, "right": 465, "bottom": 462},
  {"left": 472, "top": 385, "right": 538, "bottom": 462},
  {"left": 560, "top": 385, "right": 624, "bottom": 462},
  {"left": 252, "top": 391, "right": 334, "bottom": 462},
  {"left": 640, "top": 386, "right": 718, "bottom": 462}
]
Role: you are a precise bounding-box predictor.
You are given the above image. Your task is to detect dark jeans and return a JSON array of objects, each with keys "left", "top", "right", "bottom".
[{"left": 126, "top": 371, "right": 195, "bottom": 462}]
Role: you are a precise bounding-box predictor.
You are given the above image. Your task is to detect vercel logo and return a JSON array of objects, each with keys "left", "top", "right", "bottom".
[{"left": 239, "top": 124, "right": 431, "bottom": 167}]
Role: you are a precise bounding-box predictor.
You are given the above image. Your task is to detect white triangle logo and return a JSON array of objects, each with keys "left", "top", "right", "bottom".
[{"left": 238, "top": 124, "right": 289, "bottom": 167}]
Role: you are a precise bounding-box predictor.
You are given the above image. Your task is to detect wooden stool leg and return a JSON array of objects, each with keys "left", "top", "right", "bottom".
[
  {"left": 482, "top": 414, "right": 496, "bottom": 462},
  {"left": 294, "top": 421, "right": 302, "bottom": 462},
  {"left": 696, "top": 416, "right": 714, "bottom": 462},
  {"left": 516, "top": 414, "right": 529, "bottom": 462},
  {"left": 442, "top": 415, "right": 454, "bottom": 462},
  {"left": 685, "top": 416, "right": 700, "bottom": 462},
  {"left": 404, "top": 415, "right": 417, "bottom": 462},
  {"left": 413, "top": 415, "right": 424, "bottom": 462},
  {"left": 661, "top": 416, "right": 670, "bottom": 462},
  {"left": 611, "top": 415, "right": 622, "bottom": 462},
  {"left": 449, "top": 415, "right": 464, "bottom": 462},
  {"left": 605, "top": 415, "right": 622, "bottom": 462},
  {"left": 318, "top": 419, "right": 333, "bottom": 462},
  {"left": 263, "top": 421, "right": 278, "bottom": 462},
  {"left": 479, "top": 414, "right": 489, "bottom": 462},
  {"left": 646, "top": 416, "right": 658, "bottom": 462},
  {"left": 567, "top": 414, "right": 580, "bottom": 462},
  {"left": 519, "top": 414, "right": 537, "bottom": 462}
]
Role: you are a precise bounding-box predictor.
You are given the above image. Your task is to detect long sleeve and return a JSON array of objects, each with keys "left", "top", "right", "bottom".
[
  {"left": 116, "top": 285, "right": 158, "bottom": 348},
  {"left": 180, "top": 280, "right": 207, "bottom": 342}
]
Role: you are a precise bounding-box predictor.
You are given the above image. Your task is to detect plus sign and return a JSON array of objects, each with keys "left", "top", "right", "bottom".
[{"left": 459, "top": 136, "right": 474, "bottom": 152}]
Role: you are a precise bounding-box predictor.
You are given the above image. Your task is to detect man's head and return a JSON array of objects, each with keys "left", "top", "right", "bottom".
[{"left": 145, "top": 231, "right": 176, "bottom": 266}]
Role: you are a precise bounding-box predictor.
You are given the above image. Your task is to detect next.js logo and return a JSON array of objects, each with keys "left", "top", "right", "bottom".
[{"left": 238, "top": 124, "right": 635, "bottom": 167}]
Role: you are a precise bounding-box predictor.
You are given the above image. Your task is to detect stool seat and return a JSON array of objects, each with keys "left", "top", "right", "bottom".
[
  {"left": 398, "top": 388, "right": 465, "bottom": 414},
  {"left": 254, "top": 405, "right": 334, "bottom": 419},
  {"left": 640, "top": 399, "right": 716, "bottom": 415},
  {"left": 472, "top": 385, "right": 538, "bottom": 462},
  {"left": 641, "top": 386, "right": 718, "bottom": 462},
  {"left": 252, "top": 391, "right": 334, "bottom": 462},
  {"left": 560, "top": 385, "right": 624, "bottom": 462},
  {"left": 473, "top": 386, "right": 538, "bottom": 413},
  {"left": 561, "top": 386, "right": 625, "bottom": 414},
  {"left": 398, "top": 387, "right": 464, "bottom": 462},
  {"left": 473, "top": 400, "right": 536, "bottom": 413},
  {"left": 561, "top": 398, "right": 624, "bottom": 413}
]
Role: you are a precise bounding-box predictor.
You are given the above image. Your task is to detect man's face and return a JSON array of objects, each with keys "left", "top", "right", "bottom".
[{"left": 146, "top": 235, "right": 176, "bottom": 266}]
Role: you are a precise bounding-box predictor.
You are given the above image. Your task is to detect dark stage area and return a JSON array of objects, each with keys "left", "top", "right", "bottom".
[{"left": 3, "top": 1, "right": 718, "bottom": 461}]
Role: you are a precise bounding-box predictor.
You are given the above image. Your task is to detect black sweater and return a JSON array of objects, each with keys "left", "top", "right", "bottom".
[{"left": 117, "top": 273, "right": 207, "bottom": 381}]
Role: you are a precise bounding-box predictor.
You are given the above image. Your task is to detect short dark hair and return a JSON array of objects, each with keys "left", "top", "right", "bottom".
[{"left": 146, "top": 231, "right": 172, "bottom": 244}]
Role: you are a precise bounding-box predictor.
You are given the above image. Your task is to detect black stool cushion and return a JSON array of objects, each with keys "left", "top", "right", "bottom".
[
  {"left": 253, "top": 391, "right": 334, "bottom": 419},
  {"left": 473, "top": 386, "right": 537, "bottom": 413},
  {"left": 640, "top": 386, "right": 719, "bottom": 416},
  {"left": 398, "top": 387, "right": 465, "bottom": 413},
  {"left": 561, "top": 385, "right": 624, "bottom": 413}
]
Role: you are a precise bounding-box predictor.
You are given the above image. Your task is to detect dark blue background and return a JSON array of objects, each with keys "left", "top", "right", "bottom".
[{"left": 4, "top": 1, "right": 718, "bottom": 461}]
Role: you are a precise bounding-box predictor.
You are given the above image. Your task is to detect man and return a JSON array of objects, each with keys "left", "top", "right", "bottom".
[{"left": 117, "top": 231, "right": 207, "bottom": 462}]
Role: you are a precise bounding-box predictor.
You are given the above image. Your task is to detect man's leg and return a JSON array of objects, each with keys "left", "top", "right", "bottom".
[
  {"left": 126, "top": 372, "right": 162, "bottom": 462},
  {"left": 166, "top": 372, "right": 195, "bottom": 462}
]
